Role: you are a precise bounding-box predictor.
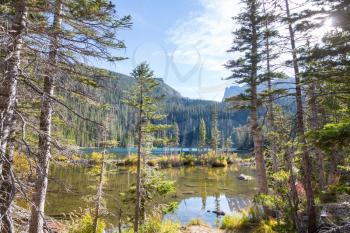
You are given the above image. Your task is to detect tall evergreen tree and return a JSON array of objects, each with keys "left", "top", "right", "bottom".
[
  {"left": 225, "top": 0, "right": 268, "bottom": 194},
  {"left": 282, "top": 0, "right": 317, "bottom": 231},
  {"left": 28, "top": 1, "right": 131, "bottom": 231},
  {"left": 123, "top": 63, "right": 168, "bottom": 233},
  {"left": 211, "top": 106, "right": 220, "bottom": 154},
  {"left": 224, "top": 136, "right": 233, "bottom": 156},
  {"left": 261, "top": 0, "right": 284, "bottom": 173},
  {"left": 198, "top": 118, "right": 207, "bottom": 154},
  {"left": 0, "top": 1, "right": 28, "bottom": 231},
  {"left": 171, "top": 122, "right": 179, "bottom": 154}
]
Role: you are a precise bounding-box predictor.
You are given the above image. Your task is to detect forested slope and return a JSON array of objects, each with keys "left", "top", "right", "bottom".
[{"left": 58, "top": 69, "right": 251, "bottom": 148}]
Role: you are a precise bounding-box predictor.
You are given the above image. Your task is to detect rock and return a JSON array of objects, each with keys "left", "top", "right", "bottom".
[
  {"left": 319, "top": 193, "right": 350, "bottom": 226},
  {"left": 183, "top": 191, "right": 195, "bottom": 195},
  {"left": 318, "top": 223, "right": 350, "bottom": 233},
  {"left": 237, "top": 174, "right": 253, "bottom": 181},
  {"left": 211, "top": 210, "right": 225, "bottom": 216}
]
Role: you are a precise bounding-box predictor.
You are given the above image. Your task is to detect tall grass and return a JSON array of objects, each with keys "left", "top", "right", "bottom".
[
  {"left": 188, "top": 218, "right": 209, "bottom": 227},
  {"left": 253, "top": 219, "right": 277, "bottom": 233},
  {"left": 123, "top": 214, "right": 180, "bottom": 233},
  {"left": 221, "top": 212, "right": 249, "bottom": 230},
  {"left": 121, "top": 152, "right": 239, "bottom": 168},
  {"left": 68, "top": 212, "right": 105, "bottom": 233}
]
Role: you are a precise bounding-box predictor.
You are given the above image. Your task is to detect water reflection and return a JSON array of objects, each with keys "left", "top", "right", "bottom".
[
  {"left": 46, "top": 165, "right": 256, "bottom": 228},
  {"left": 165, "top": 195, "right": 252, "bottom": 227}
]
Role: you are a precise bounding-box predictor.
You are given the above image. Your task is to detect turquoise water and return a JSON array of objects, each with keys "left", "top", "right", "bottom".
[{"left": 79, "top": 147, "right": 241, "bottom": 156}]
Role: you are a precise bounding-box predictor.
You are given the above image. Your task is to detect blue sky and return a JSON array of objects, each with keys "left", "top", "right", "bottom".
[{"left": 92, "top": 0, "right": 241, "bottom": 101}]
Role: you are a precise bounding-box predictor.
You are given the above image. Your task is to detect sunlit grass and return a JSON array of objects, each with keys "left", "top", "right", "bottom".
[
  {"left": 253, "top": 218, "right": 277, "bottom": 233},
  {"left": 188, "top": 218, "right": 209, "bottom": 227},
  {"left": 221, "top": 212, "right": 249, "bottom": 230}
]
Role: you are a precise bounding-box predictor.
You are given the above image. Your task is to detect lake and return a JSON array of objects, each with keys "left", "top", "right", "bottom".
[
  {"left": 79, "top": 147, "right": 246, "bottom": 157},
  {"left": 46, "top": 164, "right": 257, "bottom": 229}
]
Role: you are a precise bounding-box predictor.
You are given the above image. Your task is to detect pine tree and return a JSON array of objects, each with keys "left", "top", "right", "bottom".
[
  {"left": 171, "top": 123, "right": 179, "bottom": 154},
  {"left": 282, "top": 0, "right": 317, "bottom": 230},
  {"left": 123, "top": 63, "right": 168, "bottom": 233},
  {"left": 28, "top": 1, "right": 131, "bottom": 231},
  {"left": 0, "top": 1, "right": 27, "bottom": 231},
  {"left": 224, "top": 136, "right": 233, "bottom": 156},
  {"left": 211, "top": 107, "right": 220, "bottom": 154},
  {"left": 260, "top": 0, "right": 285, "bottom": 173},
  {"left": 198, "top": 119, "right": 207, "bottom": 154},
  {"left": 225, "top": 0, "right": 268, "bottom": 194},
  {"left": 301, "top": 0, "right": 350, "bottom": 191}
]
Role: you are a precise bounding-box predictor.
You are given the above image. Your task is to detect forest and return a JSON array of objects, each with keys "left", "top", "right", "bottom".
[{"left": 0, "top": 0, "right": 349, "bottom": 233}]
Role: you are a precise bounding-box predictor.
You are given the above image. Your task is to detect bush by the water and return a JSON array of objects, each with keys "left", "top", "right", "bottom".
[
  {"left": 123, "top": 214, "right": 180, "bottom": 233},
  {"left": 120, "top": 152, "right": 239, "bottom": 169},
  {"left": 253, "top": 219, "right": 277, "bottom": 233},
  {"left": 220, "top": 206, "right": 264, "bottom": 231},
  {"left": 68, "top": 213, "right": 105, "bottom": 233},
  {"left": 188, "top": 218, "right": 209, "bottom": 227},
  {"left": 221, "top": 212, "right": 249, "bottom": 230}
]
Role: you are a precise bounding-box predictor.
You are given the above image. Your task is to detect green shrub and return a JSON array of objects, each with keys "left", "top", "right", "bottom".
[
  {"left": 183, "top": 155, "right": 195, "bottom": 166},
  {"left": 247, "top": 206, "right": 263, "bottom": 223},
  {"left": 253, "top": 219, "right": 277, "bottom": 233},
  {"left": 90, "top": 152, "right": 103, "bottom": 162},
  {"left": 69, "top": 213, "right": 105, "bottom": 233},
  {"left": 329, "top": 183, "right": 350, "bottom": 195},
  {"left": 124, "top": 214, "right": 179, "bottom": 233},
  {"left": 221, "top": 212, "right": 249, "bottom": 230},
  {"left": 146, "top": 159, "right": 157, "bottom": 167},
  {"left": 211, "top": 157, "right": 228, "bottom": 167},
  {"left": 124, "top": 155, "right": 138, "bottom": 166}
]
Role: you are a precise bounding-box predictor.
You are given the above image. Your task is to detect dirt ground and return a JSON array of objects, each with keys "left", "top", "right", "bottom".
[{"left": 180, "top": 225, "right": 225, "bottom": 233}]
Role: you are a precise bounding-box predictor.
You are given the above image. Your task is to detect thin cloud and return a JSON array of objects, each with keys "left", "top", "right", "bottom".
[{"left": 167, "top": 0, "right": 241, "bottom": 72}]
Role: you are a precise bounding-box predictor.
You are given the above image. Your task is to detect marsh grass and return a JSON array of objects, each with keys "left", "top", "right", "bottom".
[
  {"left": 188, "top": 218, "right": 209, "bottom": 227},
  {"left": 123, "top": 213, "right": 180, "bottom": 233},
  {"left": 120, "top": 152, "right": 239, "bottom": 169},
  {"left": 253, "top": 218, "right": 277, "bottom": 233},
  {"left": 220, "top": 206, "right": 265, "bottom": 232},
  {"left": 221, "top": 212, "right": 250, "bottom": 230}
]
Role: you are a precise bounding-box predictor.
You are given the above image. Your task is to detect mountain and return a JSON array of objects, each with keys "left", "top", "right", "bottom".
[
  {"left": 59, "top": 69, "right": 251, "bottom": 149},
  {"left": 222, "top": 79, "right": 296, "bottom": 101},
  {"left": 108, "top": 72, "right": 182, "bottom": 98},
  {"left": 222, "top": 85, "right": 246, "bottom": 101}
]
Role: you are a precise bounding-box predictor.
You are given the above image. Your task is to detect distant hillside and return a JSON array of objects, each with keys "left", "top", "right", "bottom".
[
  {"left": 59, "top": 69, "right": 251, "bottom": 148},
  {"left": 108, "top": 71, "right": 182, "bottom": 98}
]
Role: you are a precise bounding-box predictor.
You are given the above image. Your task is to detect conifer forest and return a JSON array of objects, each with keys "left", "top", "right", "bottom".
[{"left": 0, "top": 0, "right": 349, "bottom": 232}]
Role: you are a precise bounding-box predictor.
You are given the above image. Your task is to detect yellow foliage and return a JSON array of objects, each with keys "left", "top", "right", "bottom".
[
  {"left": 221, "top": 212, "right": 249, "bottom": 230},
  {"left": 253, "top": 218, "right": 277, "bottom": 233},
  {"left": 56, "top": 155, "right": 68, "bottom": 162},
  {"left": 188, "top": 218, "right": 209, "bottom": 227},
  {"left": 13, "top": 152, "right": 32, "bottom": 176},
  {"left": 90, "top": 152, "right": 103, "bottom": 162}
]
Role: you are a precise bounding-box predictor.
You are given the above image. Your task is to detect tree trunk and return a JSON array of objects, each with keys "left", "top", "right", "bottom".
[
  {"left": 0, "top": 116, "right": 16, "bottom": 233},
  {"left": 134, "top": 89, "right": 143, "bottom": 233},
  {"left": 0, "top": 0, "right": 27, "bottom": 175},
  {"left": 29, "top": 1, "right": 62, "bottom": 232},
  {"left": 328, "top": 150, "right": 340, "bottom": 185},
  {"left": 93, "top": 152, "right": 105, "bottom": 233},
  {"left": 284, "top": 0, "right": 317, "bottom": 231},
  {"left": 0, "top": 1, "right": 26, "bottom": 231},
  {"left": 251, "top": 0, "right": 268, "bottom": 195},
  {"left": 308, "top": 82, "right": 325, "bottom": 190},
  {"left": 264, "top": 15, "right": 278, "bottom": 173},
  {"left": 285, "top": 149, "right": 302, "bottom": 232}
]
